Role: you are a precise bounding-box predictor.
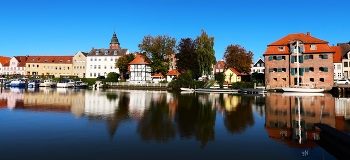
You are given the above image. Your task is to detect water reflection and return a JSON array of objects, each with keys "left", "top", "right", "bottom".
[
  {"left": 1, "top": 88, "right": 350, "bottom": 153},
  {"left": 265, "top": 92, "right": 335, "bottom": 149}
]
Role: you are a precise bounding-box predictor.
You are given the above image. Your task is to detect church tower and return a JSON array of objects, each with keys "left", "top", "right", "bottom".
[{"left": 110, "top": 31, "right": 120, "bottom": 49}]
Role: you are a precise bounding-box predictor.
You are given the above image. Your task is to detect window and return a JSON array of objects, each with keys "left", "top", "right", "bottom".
[
  {"left": 319, "top": 54, "right": 328, "bottom": 59},
  {"left": 104, "top": 51, "right": 108, "bottom": 55},
  {"left": 273, "top": 78, "right": 277, "bottom": 81},
  {"left": 104, "top": 65, "right": 106, "bottom": 69},
  {"left": 111, "top": 58, "right": 113, "bottom": 61},
  {"left": 310, "top": 78, "right": 314, "bottom": 82},
  {"left": 337, "top": 64, "right": 341, "bottom": 70},
  {"left": 91, "top": 58, "right": 93, "bottom": 61},
  {"left": 94, "top": 65, "right": 96, "bottom": 69},
  {"left": 60, "top": 60, "right": 63, "bottom": 62},
  {"left": 37, "top": 65, "right": 39, "bottom": 68},
  {"left": 98, "top": 65, "right": 101, "bottom": 69},
  {"left": 344, "top": 62, "right": 348, "bottom": 67},
  {"left": 278, "top": 46, "right": 284, "bottom": 51},
  {"left": 96, "top": 50, "right": 99, "bottom": 55},
  {"left": 67, "top": 60, "right": 70, "bottom": 62},
  {"left": 114, "top": 50, "right": 118, "bottom": 55},
  {"left": 319, "top": 67, "right": 328, "bottom": 72},
  {"left": 44, "top": 60, "right": 47, "bottom": 62},
  {"left": 28, "top": 64, "right": 30, "bottom": 67},
  {"left": 320, "top": 78, "right": 324, "bottom": 82},
  {"left": 104, "top": 58, "right": 107, "bottom": 61},
  {"left": 90, "top": 65, "right": 92, "bottom": 69},
  {"left": 310, "top": 44, "right": 316, "bottom": 50},
  {"left": 282, "top": 78, "right": 286, "bottom": 81}
]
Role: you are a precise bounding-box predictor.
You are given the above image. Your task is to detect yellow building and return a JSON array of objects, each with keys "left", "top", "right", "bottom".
[
  {"left": 73, "top": 51, "right": 88, "bottom": 78},
  {"left": 224, "top": 68, "right": 241, "bottom": 83},
  {"left": 26, "top": 56, "right": 73, "bottom": 78}
]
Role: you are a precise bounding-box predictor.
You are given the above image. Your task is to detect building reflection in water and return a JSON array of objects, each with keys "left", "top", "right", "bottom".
[{"left": 265, "top": 92, "right": 336, "bottom": 149}]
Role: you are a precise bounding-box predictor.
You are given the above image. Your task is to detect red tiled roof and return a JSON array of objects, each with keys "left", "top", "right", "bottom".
[
  {"left": 152, "top": 73, "right": 164, "bottom": 78},
  {"left": 166, "top": 69, "right": 180, "bottom": 76},
  {"left": 0, "top": 56, "right": 11, "bottom": 65},
  {"left": 228, "top": 68, "right": 240, "bottom": 75},
  {"left": 129, "top": 54, "right": 151, "bottom": 65},
  {"left": 331, "top": 46, "right": 342, "bottom": 63},
  {"left": 26, "top": 56, "right": 73, "bottom": 64},
  {"left": 270, "top": 33, "right": 328, "bottom": 45},
  {"left": 264, "top": 32, "right": 334, "bottom": 55},
  {"left": 14, "top": 56, "right": 28, "bottom": 67}
]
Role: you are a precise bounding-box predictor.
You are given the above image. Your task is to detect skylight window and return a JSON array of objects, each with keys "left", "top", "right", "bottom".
[{"left": 278, "top": 46, "right": 284, "bottom": 51}]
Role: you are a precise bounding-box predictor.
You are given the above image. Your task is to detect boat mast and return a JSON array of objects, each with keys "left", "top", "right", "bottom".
[{"left": 296, "top": 41, "right": 299, "bottom": 86}]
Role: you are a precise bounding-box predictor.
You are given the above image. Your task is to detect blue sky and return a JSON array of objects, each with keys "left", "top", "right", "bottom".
[{"left": 1, "top": 0, "right": 350, "bottom": 62}]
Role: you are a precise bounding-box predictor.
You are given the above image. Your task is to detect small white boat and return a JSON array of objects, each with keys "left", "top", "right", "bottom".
[
  {"left": 57, "top": 79, "right": 75, "bottom": 88},
  {"left": 180, "top": 88, "right": 194, "bottom": 92},
  {"left": 74, "top": 80, "right": 88, "bottom": 89},
  {"left": 39, "top": 79, "right": 57, "bottom": 87}
]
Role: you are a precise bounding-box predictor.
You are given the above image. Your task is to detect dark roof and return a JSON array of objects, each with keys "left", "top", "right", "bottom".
[
  {"left": 88, "top": 48, "right": 128, "bottom": 57},
  {"left": 253, "top": 58, "right": 264, "bottom": 67},
  {"left": 338, "top": 42, "right": 350, "bottom": 59},
  {"left": 26, "top": 56, "right": 73, "bottom": 64}
]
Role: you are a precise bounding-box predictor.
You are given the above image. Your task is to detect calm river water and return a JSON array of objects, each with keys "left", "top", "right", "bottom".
[{"left": 1, "top": 87, "right": 349, "bottom": 159}]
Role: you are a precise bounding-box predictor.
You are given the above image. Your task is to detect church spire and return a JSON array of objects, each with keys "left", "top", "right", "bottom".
[{"left": 110, "top": 30, "right": 120, "bottom": 49}]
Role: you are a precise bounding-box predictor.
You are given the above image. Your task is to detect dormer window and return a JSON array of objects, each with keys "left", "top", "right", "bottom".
[
  {"left": 52, "top": 60, "right": 55, "bottom": 62},
  {"left": 114, "top": 50, "right": 118, "bottom": 55},
  {"left": 60, "top": 60, "right": 63, "bottom": 62},
  {"left": 105, "top": 51, "right": 108, "bottom": 55},
  {"left": 32, "top": 58, "right": 34, "bottom": 61},
  {"left": 44, "top": 60, "right": 47, "bottom": 63},
  {"left": 67, "top": 60, "right": 70, "bottom": 62},
  {"left": 278, "top": 46, "right": 284, "bottom": 51},
  {"left": 96, "top": 50, "right": 99, "bottom": 55},
  {"left": 310, "top": 44, "right": 316, "bottom": 50}
]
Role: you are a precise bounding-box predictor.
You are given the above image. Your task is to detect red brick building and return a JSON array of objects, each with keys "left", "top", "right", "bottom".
[{"left": 263, "top": 32, "right": 335, "bottom": 90}]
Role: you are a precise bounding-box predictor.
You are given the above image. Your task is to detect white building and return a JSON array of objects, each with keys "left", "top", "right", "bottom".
[
  {"left": 0, "top": 56, "right": 11, "bottom": 75},
  {"left": 85, "top": 32, "right": 129, "bottom": 78},
  {"left": 338, "top": 42, "right": 350, "bottom": 78},
  {"left": 251, "top": 57, "right": 265, "bottom": 74},
  {"left": 332, "top": 46, "right": 343, "bottom": 80},
  {"left": 3, "top": 56, "right": 27, "bottom": 76},
  {"left": 129, "top": 53, "right": 152, "bottom": 83}
]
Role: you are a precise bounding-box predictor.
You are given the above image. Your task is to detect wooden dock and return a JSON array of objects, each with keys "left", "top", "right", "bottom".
[{"left": 314, "top": 123, "right": 350, "bottom": 158}]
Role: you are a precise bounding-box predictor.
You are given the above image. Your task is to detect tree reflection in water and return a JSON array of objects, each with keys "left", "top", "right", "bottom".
[
  {"left": 223, "top": 95, "right": 255, "bottom": 134},
  {"left": 137, "top": 93, "right": 176, "bottom": 142},
  {"left": 107, "top": 92, "right": 130, "bottom": 140}
]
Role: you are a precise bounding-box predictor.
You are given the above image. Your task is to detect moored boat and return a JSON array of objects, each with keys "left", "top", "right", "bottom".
[
  {"left": 39, "top": 79, "right": 57, "bottom": 87},
  {"left": 28, "top": 79, "right": 41, "bottom": 88},
  {"left": 74, "top": 80, "right": 88, "bottom": 89},
  {"left": 10, "top": 78, "right": 26, "bottom": 88},
  {"left": 57, "top": 79, "right": 75, "bottom": 88}
]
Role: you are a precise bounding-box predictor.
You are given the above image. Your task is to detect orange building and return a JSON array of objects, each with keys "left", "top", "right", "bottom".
[{"left": 264, "top": 32, "right": 335, "bottom": 90}]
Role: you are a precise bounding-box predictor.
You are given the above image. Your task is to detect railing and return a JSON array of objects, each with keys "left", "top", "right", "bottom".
[{"left": 105, "top": 82, "right": 168, "bottom": 87}]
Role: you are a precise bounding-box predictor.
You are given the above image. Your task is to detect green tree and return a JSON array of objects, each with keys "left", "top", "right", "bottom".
[
  {"left": 196, "top": 29, "right": 216, "bottom": 78},
  {"left": 214, "top": 72, "right": 225, "bottom": 84},
  {"left": 138, "top": 35, "right": 176, "bottom": 75},
  {"left": 105, "top": 72, "right": 119, "bottom": 82},
  {"left": 176, "top": 38, "right": 200, "bottom": 78},
  {"left": 116, "top": 53, "right": 135, "bottom": 81},
  {"left": 224, "top": 44, "right": 254, "bottom": 73}
]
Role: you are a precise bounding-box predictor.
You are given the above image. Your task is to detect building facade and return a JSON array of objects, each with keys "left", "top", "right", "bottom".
[
  {"left": 213, "top": 60, "right": 226, "bottom": 74},
  {"left": 73, "top": 51, "right": 88, "bottom": 78},
  {"left": 251, "top": 57, "right": 265, "bottom": 74},
  {"left": 339, "top": 42, "right": 350, "bottom": 78},
  {"left": 264, "top": 32, "right": 335, "bottom": 90},
  {"left": 129, "top": 53, "right": 152, "bottom": 83},
  {"left": 3, "top": 56, "right": 27, "bottom": 76},
  {"left": 0, "top": 56, "right": 11, "bottom": 75},
  {"left": 332, "top": 46, "right": 343, "bottom": 80},
  {"left": 86, "top": 32, "right": 129, "bottom": 78},
  {"left": 25, "top": 56, "right": 73, "bottom": 78},
  {"left": 224, "top": 68, "right": 241, "bottom": 83}
]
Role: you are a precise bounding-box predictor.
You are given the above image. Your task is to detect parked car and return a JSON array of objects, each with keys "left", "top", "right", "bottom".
[
  {"left": 334, "top": 79, "right": 350, "bottom": 85},
  {"left": 96, "top": 76, "right": 105, "bottom": 79}
]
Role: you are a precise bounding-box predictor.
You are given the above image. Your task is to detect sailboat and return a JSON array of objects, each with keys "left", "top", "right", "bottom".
[{"left": 282, "top": 40, "right": 324, "bottom": 93}]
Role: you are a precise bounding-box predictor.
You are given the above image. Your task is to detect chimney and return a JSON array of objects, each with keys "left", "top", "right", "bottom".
[{"left": 307, "top": 31, "right": 310, "bottom": 36}]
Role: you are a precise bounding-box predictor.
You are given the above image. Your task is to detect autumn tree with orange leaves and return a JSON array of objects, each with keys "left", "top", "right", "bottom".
[{"left": 224, "top": 44, "right": 254, "bottom": 73}]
